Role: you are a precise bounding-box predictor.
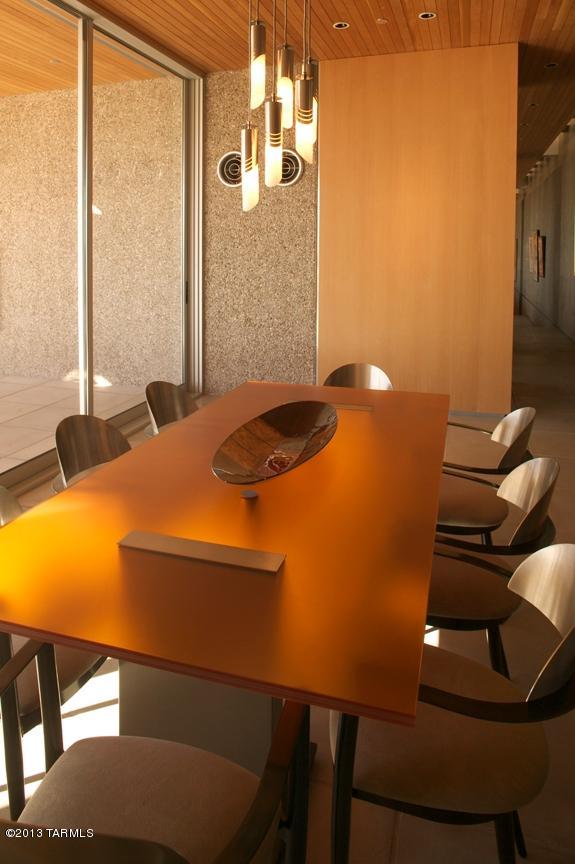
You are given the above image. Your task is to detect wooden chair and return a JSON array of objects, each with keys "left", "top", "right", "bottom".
[
  {"left": 437, "top": 457, "right": 559, "bottom": 553},
  {"left": 427, "top": 548, "right": 519, "bottom": 677},
  {"left": 0, "top": 641, "right": 310, "bottom": 864},
  {"left": 445, "top": 407, "right": 536, "bottom": 475},
  {"left": 55, "top": 415, "right": 131, "bottom": 487},
  {"left": 0, "top": 487, "right": 104, "bottom": 819},
  {"left": 323, "top": 363, "right": 393, "bottom": 391},
  {"left": 428, "top": 457, "right": 559, "bottom": 677},
  {"left": 145, "top": 381, "right": 198, "bottom": 435},
  {"left": 331, "top": 544, "right": 575, "bottom": 864}
]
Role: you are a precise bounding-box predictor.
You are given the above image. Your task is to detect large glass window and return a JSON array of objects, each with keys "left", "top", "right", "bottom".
[
  {"left": 92, "top": 35, "right": 184, "bottom": 419},
  {"left": 0, "top": 2, "right": 193, "bottom": 479},
  {"left": 0, "top": 0, "right": 79, "bottom": 474}
]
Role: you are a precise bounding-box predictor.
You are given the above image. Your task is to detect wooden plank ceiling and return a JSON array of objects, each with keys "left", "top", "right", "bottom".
[
  {"left": 0, "top": 0, "right": 163, "bottom": 98},
  {"left": 3, "top": 0, "right": 575, "bottom": 179},
  {"left": 83, "top": 0, "right": 575, "bottom": 181}
]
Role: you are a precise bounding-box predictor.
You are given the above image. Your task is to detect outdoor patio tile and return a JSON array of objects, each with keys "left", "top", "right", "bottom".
[
  {"left": 0, "top": 386, "right": 75, "bottom": 407},
  {"left": 0, "top": 426, "right": 50, "bottom": 456},
  {"left": 93, "top": 390, "right": 144, "bottom": 409},
  {"left": 0, "top": 456, "right": 23, "bottom": 474},
  {"left": 0, "top": 401, "right": 40, "bottom": 422},
  {"left": 2, "top": 406, "right": 76, "bottom": 432},
  {"left": 0, "top": 376, "right": 47, "bottom": 387},
  {"left": 0, "top": 382, "right": 36, "bottom": 398},
  {"left": 49, "top": 393, "right": 82, "bottom": 409},
  {"left": 8, "top": 436, "right": 56, "bottom": 461}
]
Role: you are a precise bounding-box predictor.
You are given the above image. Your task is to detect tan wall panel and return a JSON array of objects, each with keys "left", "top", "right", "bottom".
[{"left": 318, "top": 44, "right": 517, "bottom": 412}]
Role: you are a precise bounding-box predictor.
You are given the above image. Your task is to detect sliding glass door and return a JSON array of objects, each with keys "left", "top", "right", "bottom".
[
  {"left": 0, "top": 0, "right": 79, "bottom": 474},
  {"left": 92, "top": 34, "right": 184, "bottom": 420},
  {"left": 0, "top": 0, "right": 198, "bottom": 480}
]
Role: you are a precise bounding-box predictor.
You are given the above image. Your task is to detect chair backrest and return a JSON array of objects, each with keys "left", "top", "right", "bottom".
[
  {"left": 323, "top": 363, "right": 393, "bottom": 391},
  {"left": 497, "top": 457, "right": 559, "bottom": 546},
  {"left": 491, "top": 406, "right": 536, "bottom": 469},
  {"left": 509, "top": 545, "right": 575, "bottom": 701},
  {"left": 145, "top": 381, "right": 197, "bottom": 434},
  {"left": 55, "top": 415, "right": 131, "bottom": 485},
  {"left": 0, "top": 486, "right": 23, "bottom": 527}
]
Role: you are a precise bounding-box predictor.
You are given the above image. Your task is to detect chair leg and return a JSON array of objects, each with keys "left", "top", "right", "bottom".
[
  {"left": 495, "top": 814, "right": 516, "bottom": 864},
  {"left": 284, "top": 705, "right": 310, "bottom": 864},
  {"left": 36, "top": 643, "right": 64, "bottom": 770},
  {"left": 0, "top": 632, "right": 26, "bottom": 819},
  {"left": 513, "top": 811, "right": 527, "bottom": 859},
  {"left": 482, "top": 531, "right": 493, "bottom": 545},
  {"left": 331, "top": 714, "right": 359, "bottom": 864},
  {"left": 487, "top": 625, "right": 510, "bottom": 678}
]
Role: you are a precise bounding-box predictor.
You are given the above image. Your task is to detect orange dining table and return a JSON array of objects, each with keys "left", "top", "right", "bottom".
[{"left": 0, "top": 381, "right": 448, "bottom": 728}]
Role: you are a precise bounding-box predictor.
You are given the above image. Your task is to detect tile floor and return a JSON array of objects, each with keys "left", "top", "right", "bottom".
[
  {"left": 0, "top": 376, "right": 143, "bottom": 474},
  {"left": 1, "top": 315, "right": 574, "bottom": 862}
]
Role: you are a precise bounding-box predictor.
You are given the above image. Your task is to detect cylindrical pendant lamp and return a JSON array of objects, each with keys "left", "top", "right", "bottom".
[
  {"left": 241, "top": 124, "right": 259, "bottom": 211},
  {"left": 250, "top": 20, "right": 266, "bottom": 109}
]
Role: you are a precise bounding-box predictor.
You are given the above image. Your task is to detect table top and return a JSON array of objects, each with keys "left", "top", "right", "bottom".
[{"left": 0, "top": 382, "right": 448, "bottom": 724}]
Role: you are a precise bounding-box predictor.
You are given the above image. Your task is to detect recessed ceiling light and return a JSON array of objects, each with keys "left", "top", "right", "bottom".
[
  {"left": 333, "top": 21, "right": 350, "bottom": 29},
  {"left": 376, "top": 17, "right": 388, "bottom": 24},
  {"left": 49, "top": 58, "right": 61, "bottom": 64},
  {"left": 544, "top": 62, "right": 558, "bottom": 68},
  {"left": 418, "top": 11, "right": 437, "bottom": 20}
]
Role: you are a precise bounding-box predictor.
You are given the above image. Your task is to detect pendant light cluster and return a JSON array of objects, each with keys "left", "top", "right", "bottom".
[{"left": 241, "top": 0, "right": 318, "bottom": 212}]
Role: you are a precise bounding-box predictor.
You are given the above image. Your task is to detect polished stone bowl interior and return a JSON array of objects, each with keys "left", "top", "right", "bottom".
[{"left": 212, "top": 400, "right": 338, "bottom": 485}]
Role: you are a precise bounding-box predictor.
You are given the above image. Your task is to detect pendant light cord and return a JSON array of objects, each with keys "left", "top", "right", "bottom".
[
  {"left": 302, "top": 0, "right": 307, "bottom": 65},
  {"left": 284, "top": 0, "right": 288, "bottom": 44},
  {"left": 307, "top": 0, "right": 312, "bottom": 62},
  {"left": 272, "top": 0, "right": 277, "bottom": 97}
]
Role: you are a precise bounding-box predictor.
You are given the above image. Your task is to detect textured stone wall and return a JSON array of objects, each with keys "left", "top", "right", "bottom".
[
  {"left": 0, "top": 88, "right": 77, "bottom": 378},
  {"left": 0, "top": 77, "right": 183, "bottom": 385},
  {"left": 203, "top": 70, "right": 317, "bottom": 394}
]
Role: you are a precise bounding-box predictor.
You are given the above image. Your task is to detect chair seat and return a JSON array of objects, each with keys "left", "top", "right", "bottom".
[
  {"left": 428, "top": 553, "right": 521, "bottom": 624},
  {"left": 20, "top": 736, "right": 275, "bottom": 864},
  {"left": 444, "top": 425, "right": 508, "bottom": 471},
  {"left": 10, "top": 635, "right": 100, "bottom": 718},
  {"left": 437, "top": 473, "right": 509, "bottom": 534},
  {"left": 330, "top": 645, "right": 548, "bottom": 815}
]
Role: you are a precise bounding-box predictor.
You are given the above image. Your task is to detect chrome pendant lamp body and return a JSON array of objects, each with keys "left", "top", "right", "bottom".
[
  {"left": 242, "top": 0, "right": 261, "bottom": 211},
  {"left": 295, "top": 69, "right": 314, "bottom": 163},
  {"left": 277, "top": 0, "right": 295, "bottom": 129},
  {"left": 241, "top": 123, "right": 259, "bottom": 211},
  {"left": 295, "top": 0, "right": 317, "bottom": 164},
  {"left": 249, "top": 1, "right": 266, "bottom": 110},
  {"left": 265, "top": 0, "right": 284, "bottom": 187}
]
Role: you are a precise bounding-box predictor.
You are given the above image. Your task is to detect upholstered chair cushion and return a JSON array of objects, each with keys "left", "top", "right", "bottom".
[
  {"left": 20, "top": 736, "right": 276, "bottom": 863},
  {"left": 330, "top": 645, "right": 548, "bottom": 815}
]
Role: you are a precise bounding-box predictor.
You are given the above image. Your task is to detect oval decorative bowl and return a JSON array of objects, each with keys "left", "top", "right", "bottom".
[{"left": 212, "top": 400, "right": 338, "bottom": 485}]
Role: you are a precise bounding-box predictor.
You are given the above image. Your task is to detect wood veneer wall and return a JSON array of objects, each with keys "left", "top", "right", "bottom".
[{"left": 318, "top": 44, "right": 517, "bottom": 412}]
